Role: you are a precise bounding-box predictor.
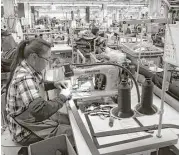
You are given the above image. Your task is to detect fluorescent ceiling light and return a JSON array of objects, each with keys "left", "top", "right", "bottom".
[
  {"left": 107, "top": 4, "right": 147, "bottom": 7},
  {"left": 51, "top": 4, "right": 56, "bottom": 10},
  {"left": 30, "top": 3, "right": 51, "bottom": 6}
]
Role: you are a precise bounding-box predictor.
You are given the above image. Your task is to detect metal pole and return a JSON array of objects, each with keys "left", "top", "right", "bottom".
[
  {"left": 136, "top": 22, "right": 144, "bottom": 81},
  {"left": 94, "top": 38, "right": 96, "bottom": 54},
  {"left": 156, "top": 62, "right": 168, "bottom": 137},
  {"left": 77, "top": 53, "right": 79, "bottom": 64},
  {"left": 71, "top": 28, "right": 74, "bottom": 63}
]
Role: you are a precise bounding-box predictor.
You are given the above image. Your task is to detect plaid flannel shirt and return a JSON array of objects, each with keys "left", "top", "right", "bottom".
[{"left": 6, "top": 60, "right": 43, "bottom": 142}]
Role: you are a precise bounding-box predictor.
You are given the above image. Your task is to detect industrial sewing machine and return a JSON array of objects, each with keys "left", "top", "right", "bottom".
[
  {"left": 45, "top": 60, "right": 137, "bottom": 107},
  {"left": 71, "top": 65, "right": 119, "bottom": 91},
  {"left": 48, "top": 63, "right": 119, "bottom": 92}
]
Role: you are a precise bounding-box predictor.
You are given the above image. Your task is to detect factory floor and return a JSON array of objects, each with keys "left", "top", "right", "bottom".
[{"left": 1, "top": 128, "right": 21, "bottom": 155}]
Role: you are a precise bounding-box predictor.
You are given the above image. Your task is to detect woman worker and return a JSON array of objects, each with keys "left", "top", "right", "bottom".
[{"left": 5, "top": 39, "right": 74, "bottom": 153}]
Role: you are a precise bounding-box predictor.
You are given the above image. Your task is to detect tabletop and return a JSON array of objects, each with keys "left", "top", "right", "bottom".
[
  {"left": 67, "top": 87, "right": 179, "bottom": 155},
  {"left": 45, "top": 70, "right": 179, "bottom": 155}
]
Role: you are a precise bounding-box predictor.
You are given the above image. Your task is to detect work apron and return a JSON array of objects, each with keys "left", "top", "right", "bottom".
[{"left": 14, "top": 83, "right": 58, "bottom": 139}]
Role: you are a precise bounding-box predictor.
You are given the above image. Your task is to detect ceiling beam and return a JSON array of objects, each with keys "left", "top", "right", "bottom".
[{"left": 16, "top": 0, "right": 148, "bottom": 5}]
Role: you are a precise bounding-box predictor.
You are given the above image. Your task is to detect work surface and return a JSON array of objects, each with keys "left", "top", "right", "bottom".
[
  {"left": 68, "top": 87, "right": 179, "bottom": 155},
  {"left": 45, "top": 69, "right": 179, "bottom": 154}
]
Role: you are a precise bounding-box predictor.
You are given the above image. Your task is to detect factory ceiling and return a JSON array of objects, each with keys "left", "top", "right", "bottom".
[
  {"left": 15, "top": 0, "right": 179, "bottom": 5},
  {"left": 16, "top": 0, "right": 148, "bottom": 4}
]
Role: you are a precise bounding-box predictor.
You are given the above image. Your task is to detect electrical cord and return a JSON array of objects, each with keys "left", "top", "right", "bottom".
[
  {"left": 72, "top": 62, "right": 141, "bottom": 103},
  {"left": 1, "top": 145, "right": 28, "bottom": 148},
  {"left": 6, "top": 15, "right": 17, "bottom": 32}
]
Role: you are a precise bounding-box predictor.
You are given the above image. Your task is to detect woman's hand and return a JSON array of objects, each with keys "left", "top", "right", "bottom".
[
  {"left": 54, "top": 81, "right": 68, "bottom": 89},
  {"left": 60, "top": 88, "right": 72, "bottom": 100},
  {"left": 54, "top": 81, "right": 72, "bottom": 100}
]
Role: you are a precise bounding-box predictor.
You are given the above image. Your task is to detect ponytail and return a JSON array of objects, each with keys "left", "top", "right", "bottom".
[
  {"left": 11, "top": 40, "right": 29, "bottom": 73},
  {"left": 6, "top": 40, "right": 29, "bottom": 102}
]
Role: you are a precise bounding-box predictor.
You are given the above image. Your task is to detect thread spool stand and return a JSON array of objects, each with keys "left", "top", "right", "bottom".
[
  {"left": 135, "top": 78, "right": 158, "bottom": 115},
  {"left": 111, "top": 80, "right": 134, "bottom": 119}
]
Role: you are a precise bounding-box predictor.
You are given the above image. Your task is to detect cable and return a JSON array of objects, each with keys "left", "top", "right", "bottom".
[
  {"left": 4, "top": 0, "right": 18, "bottom": 32},
  {"left": 61, "top": 6, "right": 66, "bottom": 20},
  {"left": 5, "top": 15, "right": 17, "bottom": 32},
  {"left": 72, "top": 62, "right": 141, "bottom": 103},
  {"left": 1, "top": 145, "right": 28, "bottom": 148}
]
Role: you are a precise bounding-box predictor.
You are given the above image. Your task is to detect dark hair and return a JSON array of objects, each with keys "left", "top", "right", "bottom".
[{"left": 6, "top": 38, "right": 51, "bottom": 102}]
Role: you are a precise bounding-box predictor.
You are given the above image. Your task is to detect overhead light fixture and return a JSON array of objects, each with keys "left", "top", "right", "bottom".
[{"left": 107, "top": 4, "right": 147, "bottom": 7}]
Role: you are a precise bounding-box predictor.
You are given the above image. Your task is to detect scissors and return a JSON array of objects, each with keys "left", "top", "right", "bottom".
[{"left": 89, "top": 111, "right": 110, "bottom": 119}]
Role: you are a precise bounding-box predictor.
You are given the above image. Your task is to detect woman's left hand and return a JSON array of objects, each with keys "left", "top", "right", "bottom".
[{"left": 54, "top": 81, "right": 68, "bottom": 90}]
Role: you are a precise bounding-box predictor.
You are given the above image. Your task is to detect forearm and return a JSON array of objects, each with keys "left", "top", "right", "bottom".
[
  {"left": 28, "top": 94, "right": 67, "bottom": 122},
  {"left": 44, "top": 81, "right": 56, "bottom": 91}
]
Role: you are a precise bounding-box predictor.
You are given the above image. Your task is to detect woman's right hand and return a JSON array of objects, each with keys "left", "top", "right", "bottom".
[{"left": 60, "top": 88, "right": 72, "bottom": 100}]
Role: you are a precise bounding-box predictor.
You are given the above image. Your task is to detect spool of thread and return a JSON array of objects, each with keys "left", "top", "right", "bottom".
[
  {"left": 109, "top": 117, "right": 114, "bottom": 127},
  {"left": 117, "top": 80, "right": 134, "bottom": 118},
  {"left": 136, "top": 78, "right": 156, "bottom": 115},
  {"left": 129, "top": 65, "right": 136, "bottom": 75}
]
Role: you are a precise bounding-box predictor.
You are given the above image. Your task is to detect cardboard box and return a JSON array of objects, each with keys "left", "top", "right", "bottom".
[{"left": 28, "top": 135, "right": 77, "bottom": 155}]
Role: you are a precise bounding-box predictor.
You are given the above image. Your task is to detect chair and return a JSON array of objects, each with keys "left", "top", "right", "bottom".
[
  {"left": 1, "top": 90, "right": 23, "bottom": 155},
  {"left": 1, "top": 93, "right": 7, "bottom": 129},
  {"left": 1, "top": 72, "right": 10, "bottom": 128}
]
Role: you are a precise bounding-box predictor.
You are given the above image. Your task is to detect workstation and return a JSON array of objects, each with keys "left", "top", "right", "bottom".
[{"left": 1, "top": 0, "right": 179, "bottom": 155}]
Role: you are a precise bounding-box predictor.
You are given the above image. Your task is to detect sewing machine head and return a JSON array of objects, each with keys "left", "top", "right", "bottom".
[
  {"left": 71, "top": 65, "right": 119, "bottom": 91},
  {"left": 46, "top": 64, "right": 119, "bottom": 91},
  {"left": 45, "top": 60, "right": 136, "bottom": 93}
]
